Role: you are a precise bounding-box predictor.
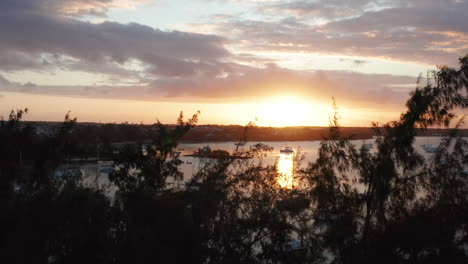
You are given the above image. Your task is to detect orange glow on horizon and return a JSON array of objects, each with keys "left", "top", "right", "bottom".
[
  {"left": 0, "top": 92, "right": 403, "bottom": 127},
  {"left": 255, "top": 95, "right": 333, "bottom": 127}
]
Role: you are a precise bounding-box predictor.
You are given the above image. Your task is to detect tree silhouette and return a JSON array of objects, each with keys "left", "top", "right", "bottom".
[{"left": 1, "top": 55, "right": 467, "bottom": 264}]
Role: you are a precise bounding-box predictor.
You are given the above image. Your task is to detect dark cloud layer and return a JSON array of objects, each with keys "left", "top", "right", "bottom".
[
  {"left": 0, "top": 0, "right": 147, "bottom": 17},
  {"left": 219, "top": 0, "right": 468, "bottom": 66},
  {"left": 0, "top": 12, "right": 229, "bottom": 78},
  {"left": 0, "top": 0, "right": 243, "bottom": 101}
]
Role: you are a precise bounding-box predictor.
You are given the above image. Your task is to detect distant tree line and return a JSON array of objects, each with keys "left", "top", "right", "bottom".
[
  {"left": 24, "top": 121, "right": 467, "bottom": 161},
  {"left": 1, "top": 55, "right": 467, "bottom": 263}
]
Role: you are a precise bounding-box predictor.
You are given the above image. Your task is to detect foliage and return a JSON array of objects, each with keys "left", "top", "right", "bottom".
[{"left": 1, "top": 56, "right": 467, "bottom": 263}]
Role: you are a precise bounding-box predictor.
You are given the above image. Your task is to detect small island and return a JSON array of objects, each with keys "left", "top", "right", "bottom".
[{"left": 185, "top": 146, "right": 251, "bottom": 159}]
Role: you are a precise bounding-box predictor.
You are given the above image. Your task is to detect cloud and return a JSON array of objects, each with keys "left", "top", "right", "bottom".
[
  {"left": 209, "top": 24, "right": 466, "bottom": 67},
  {"left": 0, "top": 65, "right": 418, "bottom": 109},
  {"left": 259, "top": 0, "right": 467, "bottom": 20},
  {"left": 0, "top": 0, "right": 148, "bottom": 17},
  {"left": 209, "top": 0, "right": 468, "bottom": 66},
  {"left": 339, "top": 58, "right": 369, "bottom": 67},
  {"left": 324, "top": 3, "right": 468, "bottom": 34},
  {"left": 259, "top": 0, "right": 376, "bottom": 19},
  {"left": 0, "top": 75, "right": 12, "bottom": 86},
  {"left": 0, "top": 5, "right": 231, "bottom": 79},
  {"left": 149, "top": 66, "right": 417, "bottom": 106},
  {"left": 1, "top": 0, "right": 466, "bottom": 111}
]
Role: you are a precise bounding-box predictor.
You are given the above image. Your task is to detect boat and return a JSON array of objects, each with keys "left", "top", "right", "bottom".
[
  {"left": 234, "top": 142, "right": 246, "bottom": 146},
  {"left": 424, "top": 146, "right": 439, "bottom": 153},
  {"left": 201, "top": 146, "right": 211, "bottom": 153},
  {"left": 363, "top": 143, "right": 373, "bottom": 151},
  {"left": 280, "top": 146, "right": 294, "bottom": 154},
  {"left": 421, "top": 144, "right": 439, "bottom": 153}
]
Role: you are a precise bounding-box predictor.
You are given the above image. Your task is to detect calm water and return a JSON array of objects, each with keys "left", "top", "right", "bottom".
[
  {"left": 176, "top": 137, "right": 450, "bottom": 186},
  {"left": 72, "top": 137, "right": 456, "bottom": 192}
]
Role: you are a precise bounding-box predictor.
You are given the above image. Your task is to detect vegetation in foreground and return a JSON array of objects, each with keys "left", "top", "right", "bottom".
[{"left": 1, "top": 56, "right": 467, "bottom": 263}]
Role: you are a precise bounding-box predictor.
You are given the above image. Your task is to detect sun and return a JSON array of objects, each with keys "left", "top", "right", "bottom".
[{"left": 257, "top": 95, "right": 330, "bottom": 127}]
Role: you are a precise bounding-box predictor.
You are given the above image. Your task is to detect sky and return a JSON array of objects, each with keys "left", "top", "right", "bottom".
[{"left": 0, "top": 0, "right": 467, "bottom": 127}]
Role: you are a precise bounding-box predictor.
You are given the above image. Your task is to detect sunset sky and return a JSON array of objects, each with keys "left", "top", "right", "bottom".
[{"left": 1, "top": 0, "right": 467, "bottom": 127}]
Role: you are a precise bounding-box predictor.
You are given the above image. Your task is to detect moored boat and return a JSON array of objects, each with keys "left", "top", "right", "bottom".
[{"left": 280, "top": 146, "right": 294, "bottom": 154}]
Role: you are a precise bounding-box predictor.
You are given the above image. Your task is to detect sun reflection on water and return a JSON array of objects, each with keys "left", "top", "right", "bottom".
[{"left": 276, "top": 153, "right": 295, "bottom": 189}]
